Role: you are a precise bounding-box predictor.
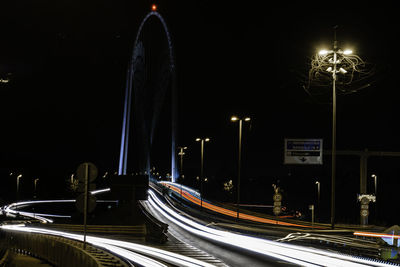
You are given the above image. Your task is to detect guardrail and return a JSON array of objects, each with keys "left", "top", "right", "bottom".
[{"left": 0, "top": 228, "right": 129, "bottom": 267}]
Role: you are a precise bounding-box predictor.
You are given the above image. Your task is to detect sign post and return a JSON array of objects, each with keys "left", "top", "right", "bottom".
[
  {"left": 273, "top": 193, "right": 282, "bottom": 216},
  {"left": 358, "top": 194, "right": 376, "bottom": 226},
  {"left": 75, "top": 162, "right": 98, "bottom": 249}
]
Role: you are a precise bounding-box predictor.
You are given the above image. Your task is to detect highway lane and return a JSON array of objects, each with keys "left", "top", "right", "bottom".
[
  {"left": 1, "top": 224, "right": 218, "bottom": 267},
  {"left": 2, "top": 184, "right": 399, "bottom": 266},
  {"left": 141, "top": 196, "right": 287, "bottom": 267},
  {"left": 146, "top": 186, "right": 398, "bottom": 266},
  {"left": 159, "top": 181, "right": 328, "bottom": 229},
  {"left": 157, "top": 181, "right": 398, "bottom": 259}
]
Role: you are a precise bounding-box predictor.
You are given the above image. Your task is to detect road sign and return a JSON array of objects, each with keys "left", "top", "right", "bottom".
[
  {"left": 273, "top": 193, "right": 282, "bottom": 202},
  {"left": 360, "top": 209, "right": 369, "bottom": 217},
  {"left": 76, "top": 193, "right": 97, "bottom": 213},
  {"left": 76, "top": 162, "right": 98, "bottom": 182},
  {"left": 273, "top": 201, "right": 281, "bottom": 207},
  {"left": 77, "top": 183, "right": 96, "bottom": 193},
  {"left": 284, "top": 138, "right": 323, "bottom": 165},
  {"left": 273, "top": 206, "right": 281, "bottom": 215},
  {"left": 361, "top": 197, "right": 370, "bottom": 205}
]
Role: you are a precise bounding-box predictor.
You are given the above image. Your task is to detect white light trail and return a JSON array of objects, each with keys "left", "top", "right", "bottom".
[
  {"left": 90, "top": 188, "right": 111, "bottom": 195},
  {"left": 0, "top": 225, "right": 216, "bottom": 267},
  {"left": 147, "top": 189, "right": 396, "bottom": 267}
]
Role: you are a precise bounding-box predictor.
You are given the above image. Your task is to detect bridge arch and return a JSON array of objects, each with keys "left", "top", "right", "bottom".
[{"left": 118, "top": 10, "right": 178, "bottom": 181}]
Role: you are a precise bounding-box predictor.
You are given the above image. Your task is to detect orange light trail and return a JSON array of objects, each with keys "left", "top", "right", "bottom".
[
  {"left": 160, "top": 182, "right": 326, "bottom": 229},
  {"left": 354, "top": 231, "right": 400, "bottom": 239}
]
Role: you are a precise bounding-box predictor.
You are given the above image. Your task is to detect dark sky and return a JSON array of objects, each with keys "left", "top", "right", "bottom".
[{"left": 1, "top": 1, "right": 400, "bottom": 222}]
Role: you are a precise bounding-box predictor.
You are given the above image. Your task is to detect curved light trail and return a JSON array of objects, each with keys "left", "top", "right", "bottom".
[
  {"left": 0, "top": 224, "right": 216, "bottom": 267},
  {"left": 1, "top": 189, "right": 115, "bottom": 224},
  {"left": 159, "top": 181, "right": 327, "bottom": 229},
  {"left": 148, "top": 189, "right": 397, "bottom": 267},
  {"left": 1, "top": 187, "right": 396, "bottom": 266}
]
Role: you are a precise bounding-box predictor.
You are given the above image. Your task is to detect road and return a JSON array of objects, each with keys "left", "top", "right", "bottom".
[{"left": 2, "top": 182, "right": 400, "bottom": 266}]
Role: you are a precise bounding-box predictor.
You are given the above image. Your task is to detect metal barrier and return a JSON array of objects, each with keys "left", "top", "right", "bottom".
[{"left": 0, "top": 229, "right": 129, "bottom": 267}]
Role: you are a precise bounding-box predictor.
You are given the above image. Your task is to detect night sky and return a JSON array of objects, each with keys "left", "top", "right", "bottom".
[{"left": 1, "top": 1, "right": 400, "bottom": 224}]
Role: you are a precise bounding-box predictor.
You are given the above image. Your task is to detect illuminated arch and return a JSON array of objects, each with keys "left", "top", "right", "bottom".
[{"left": 118, "top": 11, "right": 178, "bottom": 181}]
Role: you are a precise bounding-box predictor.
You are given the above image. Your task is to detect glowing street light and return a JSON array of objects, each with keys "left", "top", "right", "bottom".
[
  {"left": 196, "top": 137, "right": 210, "bottom": 209},
  {"left": 314, "top": 29, "right": 363, "bottom": 229},
  {"left": 34, "top": 178, "right": 39, "bottom": 198},
  {"left": 231, "top": 115, "right": 251, "bottom": 219},
  {"left": 371, "top": 174, "right": 378, "bottom": 221},
  {"left": 315, "top": 181, "right": 320, "bottom": 221},
  {"left": 177, "top": 146, "right": 188, "bottom": 179},
  {"left": 371, "top": 174, "right": 377, "bottom": 196},
  {"left": 16, "top": 174, "right": 22, "bottom": 201},
  {"left": 178, "top": 146, "right": 188, "bottom": 198},
  {"left": 151, "top": 4, "right": 157, "bottom": 11}
]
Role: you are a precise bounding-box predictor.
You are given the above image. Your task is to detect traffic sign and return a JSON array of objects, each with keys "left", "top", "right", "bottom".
[
  {"left": 273, "top": 193, "right": 282, "bottom": 202},
  {"left": 361, "top": 204, "right": 369, "bottom": 210},
  {"left": 360, "top": 209, "right": 369, "bottom": 217},
  {"left": 273, "top": 206, "right": 281, "bottom": 215},
  {"left": 76, "top": 162, "right": 98, "bottom": 182},
  {"left": 284, "top": 138, "right": 323, "bottom": 165},
  {"left": 76, "top": 193, "right": 97, "bottom": 213},
  {"left": 361, "top": 197, "right": 369, "bottom": 205}
]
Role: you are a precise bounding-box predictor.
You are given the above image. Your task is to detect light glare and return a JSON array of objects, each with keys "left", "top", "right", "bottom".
[{"left": 319, "top": 50, "right": 328, "bottom": 55}]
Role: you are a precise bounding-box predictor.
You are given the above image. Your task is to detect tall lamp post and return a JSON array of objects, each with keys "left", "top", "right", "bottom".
[
  {"left": 196, "top": 138, "right": 210, "bottom": 209},
  {"left": 177, "top": 146, "right": 187, "bottom": 179},
  {"left": 178, "top": 146, "right": 187, "bottom": 198},
  {"left": 315, "top": 181, "right": 320, "bottom": 221},
  {"left": 34, "top": 178, "right": 40, "bottom": 199},
  {"left": 231, "top": 116, "right": 251, "bottom": 219},
  {"left": 16, "top": 174, "right": 23, "bottom": 201},
  {"left": 371, "top": 174, "right": 377, "bottom": 197},
  {"left": 318, "top": 39, "right": 352, "bottom": 229},
  {"left": 371, "top": 174, "right": 377, "bottom": 221}
]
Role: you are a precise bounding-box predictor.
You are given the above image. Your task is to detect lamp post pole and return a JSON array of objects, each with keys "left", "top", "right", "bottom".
[
  {"left": 178, "top": 146, "right": 187, "bottom": 178},
  {"left": 316, "top": 181, "right": 320, "bottom": 221},
  {"left": 178, "top": 146, "right": 187, "bottom": 198},
  {"left": 34, "top": 178, "right": 39, "bottom": 199},
  {"left": 331, "top": 52, "right": 337, "bottom": 229},
  {"left": 196, "top": 138, "right": 209, "bottom": 209},
  {"left": 372, "top": 174, "right": 377, "bottom": 222},
  {"left": 318, "top": 38, "right": 351, "bottom": 229},
  {"left": 16, "top": 174, "right": 22, "bottom": 201},
  {"left": 231, "top": 116, "right": 250, "bottom": 219}
]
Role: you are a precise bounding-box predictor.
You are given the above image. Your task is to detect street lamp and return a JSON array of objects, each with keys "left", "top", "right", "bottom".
[
  {"left": 178, "top": 146, "right": 187, "bottom": 198},
  {"left": 34, "top": 178, "right": 40, "bottom": 198},
  {"left": 315, "top": 181, "right": 320, "bottom": 221},
  {"left": 371, "top": 174, "right": 377, "bottom": 221},
  {"left": 317, "top": 36, "right": 354, "bottom": 229},
  {"left": 177, "top": 146, "right": 187, "bottom": 179},
  {"left": 16, "top": 174, "right": 22, "bottom": 201},
  {"left": 371, "top": 174, "right": 377, "bottom": 197},
  {"left": 231, "top": 115, "right": 251, "bottom": 219},
  {"left": 196, "top": 137, "right": 210, "bottom": 209}
]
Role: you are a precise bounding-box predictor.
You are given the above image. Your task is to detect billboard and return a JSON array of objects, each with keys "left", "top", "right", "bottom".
[{"left": 284, "top": 138, "right": 323, "bottom": 165}]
